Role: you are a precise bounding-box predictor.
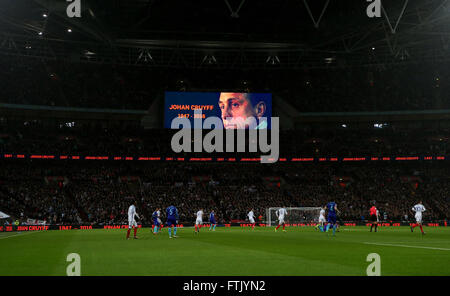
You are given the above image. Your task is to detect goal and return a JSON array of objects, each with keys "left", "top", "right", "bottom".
[{"left": 265, "top": 207, "right": 323, "bottom": 226}]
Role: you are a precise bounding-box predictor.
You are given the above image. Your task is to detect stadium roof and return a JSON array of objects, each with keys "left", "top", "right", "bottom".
[{"left": 0, "top": 0, "right": 449, "bottom": 69}]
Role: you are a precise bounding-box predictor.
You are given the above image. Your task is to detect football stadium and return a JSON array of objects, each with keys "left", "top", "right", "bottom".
[{"left": 0, "top": 0, "right": 450, "bottom": 281}]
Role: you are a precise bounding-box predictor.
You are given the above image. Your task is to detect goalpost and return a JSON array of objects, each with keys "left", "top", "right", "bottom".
[{"left": 266, "top": 207, "right": 323, "bottom": 226}]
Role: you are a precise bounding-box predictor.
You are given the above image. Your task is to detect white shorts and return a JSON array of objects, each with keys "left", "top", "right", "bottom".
[
  {"left": 415, "top": 214, "right": 422, "bottom": 224},
  {"left": 319, "top": 216, "right": 326, "bottom": 223},
  {"left": 278, "top": 218, "right": 285, "bottom": 225},
  {"left": 249, "top": 218, "right": 255, "bottom": 224},
  {"left": 196, "top": 219, "right": 203, "bottom": 225},
  {"left": 128, "top": 219, "right": 137, "bottom": 229}
]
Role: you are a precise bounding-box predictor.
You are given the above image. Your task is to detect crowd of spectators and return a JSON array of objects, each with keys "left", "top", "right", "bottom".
[
  {"left": 1, "top": 161, "right": 449, "bottom": 226},
  {"left": 1, "top": 56, "right": 449, "bottom": 227},
  {"left": 0, "top": 121, "right": 449, "bottom": 158}
]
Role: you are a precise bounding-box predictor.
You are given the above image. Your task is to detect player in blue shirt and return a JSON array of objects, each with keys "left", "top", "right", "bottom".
[
  {"left": 325, "top": 201, "right": 340, "bottom": 236},
  {"left": 152, "top": 208, "right": 161, "bottom": 235},
  {"left": 209, "top": 210, "right": 217, "bottom": 231},
  {"left": 166, "top": 205, "right": 179, "bottom": 238}
]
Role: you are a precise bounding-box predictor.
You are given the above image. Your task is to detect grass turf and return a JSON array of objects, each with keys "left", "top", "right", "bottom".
[{"left": 0, "top": 226, "right": 449, "bottom": 276}]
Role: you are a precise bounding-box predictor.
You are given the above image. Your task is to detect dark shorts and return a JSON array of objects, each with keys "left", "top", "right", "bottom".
[
  {"left": 369, "top": 215, "right": 378, "bottom": 222},
  {"left": 153, "top": 219, "right": 160, "bottom": 226},
  {"left": 166, "top": 218, "right": 177, "bottom": 226},
  {"left": 210, "top": 220, "right": 216, "bottom": 224},
  {"left": 327, "top": 214, "right": 337, "bottom": 224}
]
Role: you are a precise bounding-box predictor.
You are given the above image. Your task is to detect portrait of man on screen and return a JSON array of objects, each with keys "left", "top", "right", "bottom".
[{"left": 218, "top": 92, "right": 269, "bottom": 129}]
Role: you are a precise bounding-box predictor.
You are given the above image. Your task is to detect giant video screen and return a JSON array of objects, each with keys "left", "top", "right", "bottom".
[{"left": 164, "top": 91, "right": 272, "bottom": 129}]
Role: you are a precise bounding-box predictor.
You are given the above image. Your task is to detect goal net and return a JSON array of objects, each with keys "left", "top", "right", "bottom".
[{"left": 265, "top": 207, "right": 323, "bottom": 226}]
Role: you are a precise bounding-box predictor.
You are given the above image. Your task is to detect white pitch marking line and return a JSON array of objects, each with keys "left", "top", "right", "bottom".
[
  {"left": 364, "top": 242, "right": 450, "bottom": 251},
  {"left": 0, "top": 231, "right": 42, "bottom": 240}
]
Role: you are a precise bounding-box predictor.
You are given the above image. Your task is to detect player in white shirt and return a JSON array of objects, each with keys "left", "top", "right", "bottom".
[
  {"left": 315, "top": 207, "right": 326, "bottom": 232},
  {"left": 411, "top": 201, "right": 426, "bottom": 234},
  {"left": 275, "top": 207, "right": 288, "bottom": 232},
  {"left": 157, "top": 209, "right": 163, "bottom": 226},
  {"left": 248, "top": 209, "right": 256, "bottom": 230},
  {"left": 126, "top": 201, "right": 140, "bottom": 239},
  {"left": 194, "top": 209, "right": 204, "bottom": 234}
]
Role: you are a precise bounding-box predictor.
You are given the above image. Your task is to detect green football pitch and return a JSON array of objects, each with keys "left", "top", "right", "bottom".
[{"left": 1, "top": 226, "right": 449, "bottom": 276}]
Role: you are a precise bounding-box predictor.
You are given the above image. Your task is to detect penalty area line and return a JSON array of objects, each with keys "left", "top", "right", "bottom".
[{"left": 363, "top": 242, "right": 450, "bottom": 251}]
